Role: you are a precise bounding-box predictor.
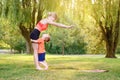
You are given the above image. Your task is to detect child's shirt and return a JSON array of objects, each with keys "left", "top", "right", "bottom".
[{"left": 38, "top": 38, "right": 45, "bottom": 53}]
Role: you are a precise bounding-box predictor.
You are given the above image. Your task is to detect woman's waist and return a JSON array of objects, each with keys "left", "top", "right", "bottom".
[
  {"left": 35, "top": 23, "right": 48, "bottom": 31},
  {"left": 34, "top": 26, "right": 40, "bottom": 30}
]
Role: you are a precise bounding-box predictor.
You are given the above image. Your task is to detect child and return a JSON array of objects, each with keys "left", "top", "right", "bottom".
[{"left": 37, "top": 34, "right": 50, "bottom": 70}]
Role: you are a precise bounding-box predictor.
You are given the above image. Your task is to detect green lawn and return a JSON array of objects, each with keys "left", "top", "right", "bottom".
[{"left": 0, "top": 54, "right": 120, "bottom": 80}]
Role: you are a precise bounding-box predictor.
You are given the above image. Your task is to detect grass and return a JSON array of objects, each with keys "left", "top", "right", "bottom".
[{"left": 0, "top": 54, "right": 120, "bottom": 80}]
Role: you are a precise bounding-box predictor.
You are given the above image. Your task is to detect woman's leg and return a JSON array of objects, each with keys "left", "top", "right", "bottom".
[{"left": 32, "top": 43, "right": 42, "bottom": 70}]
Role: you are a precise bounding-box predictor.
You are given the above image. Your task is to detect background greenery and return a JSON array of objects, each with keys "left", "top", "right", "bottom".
[
  {"left": 0, "top": 1, "right": 120, "bottom": 79},
  {"left": 0, "top": 0, "right": 120, "bottom": 57}
]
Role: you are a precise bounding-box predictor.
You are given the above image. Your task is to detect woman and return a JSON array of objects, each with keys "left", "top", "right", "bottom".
[{"left": 30, "top": 12, "right": 73, "bottom": 70}]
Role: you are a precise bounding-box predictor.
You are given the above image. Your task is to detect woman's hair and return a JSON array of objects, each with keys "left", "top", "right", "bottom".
[{"left": 47, "top": 12, "right": 57, "bottom": 19}]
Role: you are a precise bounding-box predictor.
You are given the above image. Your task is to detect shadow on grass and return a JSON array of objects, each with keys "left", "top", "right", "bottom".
[
  {"left": 0, "top": 67, "right": 11, "bottom": 70},
  {"left": 51, "top": 67, "right": 79, "bottom": 70},
  {"left": 50, "top": 67, "right": 109, "bottom": 73}
]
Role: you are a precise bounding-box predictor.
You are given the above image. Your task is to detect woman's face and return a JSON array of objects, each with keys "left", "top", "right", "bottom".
[{"left": 49, "top": 16, "right": 57, "bottom": 21}]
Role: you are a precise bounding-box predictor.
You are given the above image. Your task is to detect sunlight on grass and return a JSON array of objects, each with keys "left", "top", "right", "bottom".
[{"left": 0, "top": 54, "right": 120, "bottom": 80}]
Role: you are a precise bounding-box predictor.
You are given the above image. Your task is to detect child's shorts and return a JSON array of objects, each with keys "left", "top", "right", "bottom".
[{"left": 38, "top": 53, "right": 45, "bottom": 61}]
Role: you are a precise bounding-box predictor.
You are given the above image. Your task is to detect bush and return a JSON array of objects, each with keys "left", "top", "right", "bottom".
[
  {"left": 13, "top": 40, "right": 26, "bottom": 53},
  {"left": 46, "top": 41, "right": 86, "bottom": 55}
]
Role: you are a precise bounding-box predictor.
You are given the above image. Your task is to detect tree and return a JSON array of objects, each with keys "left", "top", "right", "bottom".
[
  {"left": 0, "top": 0, "right": 45, "bottom": 53},
  {"left": 1, "top": 0, "right": 105, "bottom": 55},
  {"left": 91, "top": 0, "right": 120, "bottom": 58},
  {"left": 44, "top": 0, "right": 87, "bottom": 55},
  {"left": 0, "top": 0, "right": 64, "bottom": 54},
  {"left": 14, "top": 0, "right": 45, "bottom": 54}
]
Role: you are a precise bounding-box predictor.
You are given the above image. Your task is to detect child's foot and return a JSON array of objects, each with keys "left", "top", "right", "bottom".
[{"left": 44, "top": 67, "right": 48, "bottom": 70}]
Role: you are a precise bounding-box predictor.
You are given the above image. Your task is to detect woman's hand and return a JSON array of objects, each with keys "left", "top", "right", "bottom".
[{"left": 67, "top": 25, "right": 75, "bottom": 29}]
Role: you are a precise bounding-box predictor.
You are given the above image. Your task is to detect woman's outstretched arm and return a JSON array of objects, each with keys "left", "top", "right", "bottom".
[{"left": 48, "top": 21, "right": 74, "bottom": 28}]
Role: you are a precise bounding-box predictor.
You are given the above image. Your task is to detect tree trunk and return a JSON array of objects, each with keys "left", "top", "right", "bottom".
[
  {"left": 104, "top": 29, "right": 117, "bottom": 58},
  {"left": 105, "top": 42, "right": 116, "bottom": 58},
  {"left": 105, "top": 1, "right": 120, "bottom": 58},
  {"left": 26, "top": 38, "right": 33, "bottom": 54},
  {"left": 62, "top": 42, "right": 65, "bottom": 56},
  {"left": 19, "top": 23, "right": 33, "bottom": 54}
]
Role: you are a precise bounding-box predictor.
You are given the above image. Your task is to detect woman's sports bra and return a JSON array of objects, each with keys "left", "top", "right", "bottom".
[{"left": 36, "top": 22, "right": 48, "bottom": 31}]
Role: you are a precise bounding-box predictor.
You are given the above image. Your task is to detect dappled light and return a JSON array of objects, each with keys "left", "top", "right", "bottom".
[
  {"left": 0, "top": 0, "right": 120, "bottom": 57},
  {"left": 0, "top": 0, "right": 120, "bottom": 79}
]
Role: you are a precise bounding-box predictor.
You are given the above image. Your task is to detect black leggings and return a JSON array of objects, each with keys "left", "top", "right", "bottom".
[{"left": 30, "top": 29, "right": 40, "bottom": 40}]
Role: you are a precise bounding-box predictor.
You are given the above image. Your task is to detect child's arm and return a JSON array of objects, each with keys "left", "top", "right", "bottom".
[{"left": 48, "top": 21, "right": 74, "bottom": 28}]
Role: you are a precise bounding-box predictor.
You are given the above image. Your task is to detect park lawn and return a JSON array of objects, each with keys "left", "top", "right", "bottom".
[{"left": 0, "top": 54, "right": 120, "bottom": 80}]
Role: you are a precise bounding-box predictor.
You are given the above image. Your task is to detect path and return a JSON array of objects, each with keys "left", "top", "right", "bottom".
[{"left": 0, "top": 49, "right": 11, "bottom": 54}]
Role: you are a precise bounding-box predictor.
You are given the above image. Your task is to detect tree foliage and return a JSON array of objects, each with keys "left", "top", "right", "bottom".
[
  {"left": 91, "top": 0, "right": 120, "bottom": 58},
  {"left": 0, "top": 0, "right": 120, "bottom": 56}
]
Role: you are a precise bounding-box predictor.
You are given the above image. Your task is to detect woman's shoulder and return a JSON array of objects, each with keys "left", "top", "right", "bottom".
[{"left": 41, "top": 18, "right": 56, "bottom": 24}]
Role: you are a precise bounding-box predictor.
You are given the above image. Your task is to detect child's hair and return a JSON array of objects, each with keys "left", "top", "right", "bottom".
[
  {"left": 46, "top": 37, "right": 50, "bottom": 42},
  {"left": 47, "top": 12, "right": 57, "bottom": 19},
  {"left": 42, "top": 34, "right": 50, "bottom": 42}
]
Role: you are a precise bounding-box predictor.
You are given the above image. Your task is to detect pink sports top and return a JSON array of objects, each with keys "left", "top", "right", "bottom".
[{"left": 36, "top": 22, "right": 48, "bottom": 31}]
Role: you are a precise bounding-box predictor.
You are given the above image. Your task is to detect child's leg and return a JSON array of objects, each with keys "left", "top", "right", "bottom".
[
  {"left": 32, "top": 43, "right": 42, "bottom": 70},
  {"left": 39, "top": 61, "right": 48, "bottom": 70}
]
